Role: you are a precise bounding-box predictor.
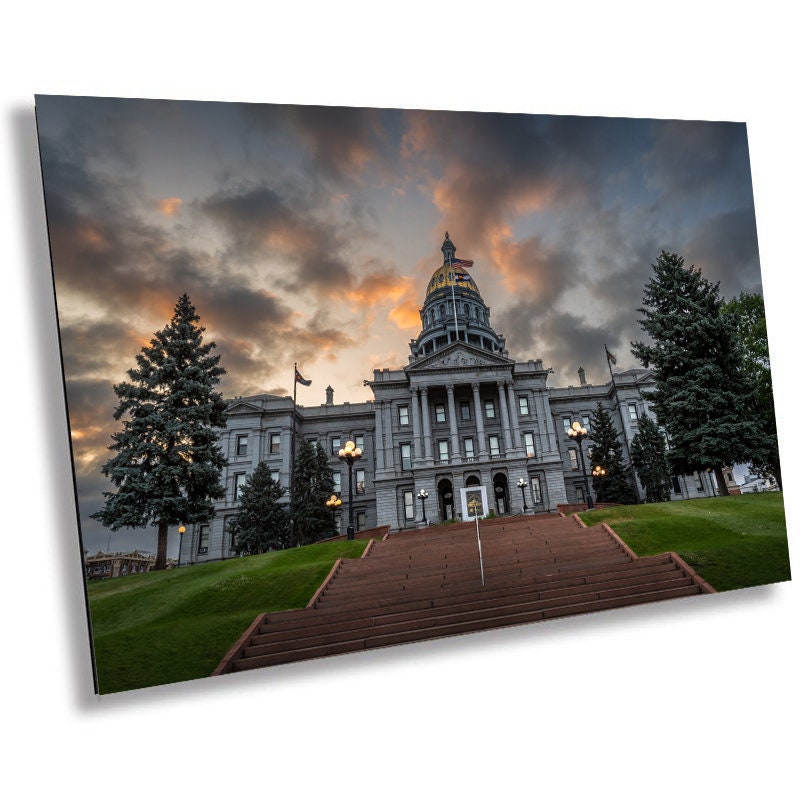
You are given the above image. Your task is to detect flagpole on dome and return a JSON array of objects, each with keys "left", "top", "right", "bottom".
[{"left": 448, "top": 245, "right": 459, "bottom": 342}]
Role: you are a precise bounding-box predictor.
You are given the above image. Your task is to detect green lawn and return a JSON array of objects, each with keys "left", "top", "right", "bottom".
[
  {"left": 88, "top": 540, "right": 368, "bottom": 694},
  {"left": 579, "top": 492, "right": 791, "bottom": 592}
]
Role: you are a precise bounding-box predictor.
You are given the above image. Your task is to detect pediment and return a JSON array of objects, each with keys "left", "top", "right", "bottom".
[
  {"left": 406, "top": 342, "right": 513, "bottom": 374},
  {"left": 225, "top": 399, "right": 265, "bottom": 415}
]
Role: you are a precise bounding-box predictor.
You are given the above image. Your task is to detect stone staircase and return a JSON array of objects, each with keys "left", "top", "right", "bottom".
[{"left": 213, "top": 513, "right": 714, "bottom": 675}]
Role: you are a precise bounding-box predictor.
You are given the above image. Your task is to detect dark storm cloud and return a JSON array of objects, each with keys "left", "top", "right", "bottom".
[
  {"left": 685, "top": 208, "right": 762, "bottom": 296},
  {"left": 200, "top": 183, "right": 357, "bottom": 292},
  {"left": 242, "top": 103, "right": 395, "bottom": 182},
  {"left": 642, "top": 119, "right": 752, "bottom": 206}
]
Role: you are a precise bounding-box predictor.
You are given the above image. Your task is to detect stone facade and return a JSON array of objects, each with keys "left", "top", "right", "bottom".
[{"left": 182, "top": 234, "right": 737, "bottom": 566}]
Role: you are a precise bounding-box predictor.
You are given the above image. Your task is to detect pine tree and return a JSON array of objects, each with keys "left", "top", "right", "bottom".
[
  {"left": 588, "top": 403, "right": 638, "bottom": 504},
  {"left": 630, "top": 413, "right": 673, "bottom": 503},
  {"left": 722, "top": 292, "right": 781, "bottom": 489},
  {"left": 290, "top": 439, "right": 336, "bottom": 546},
  {"left": 632, "top": 252, "right": 771, "bottom": 495},
  {"left": 91, "top": 295, "right": 227, "bottom": 569},
  {"left": 228, "top": 462, "right": 290, "bottom": 554}
]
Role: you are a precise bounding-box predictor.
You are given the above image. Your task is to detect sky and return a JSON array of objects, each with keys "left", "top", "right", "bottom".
[{"left": 34, "top": 96, "right": 766, "bottom": 559}]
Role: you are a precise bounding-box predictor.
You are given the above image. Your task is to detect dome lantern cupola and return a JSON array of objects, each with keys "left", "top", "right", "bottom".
[{"left": 411, "top": 233, "right": 507, "bottom": 360}]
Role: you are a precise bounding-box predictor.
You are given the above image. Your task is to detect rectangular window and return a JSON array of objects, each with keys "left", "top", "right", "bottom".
[
  {"left": 489, "top": 435, "right": 500, "bottom": 456},
  {"left": 333, "top": 471, "right": 342, "bottom": 494},
  {"left": 460, "top": 401, "right": 471, "bottom": 421},
  {"left": 672, "top": 476, "right": 682, "bottom": 494},
  {"left": 463, "top": 437, "right": 475, "bottom": 461},
  {"left": 331, "top": 436, "right": 341, "bottom": 454},
  {"left": 628, "top": 403, "right": 638, "bottom": 421},
  {"left": 355, "top": 434, "right": 364, "bottom": 451},
  {"left": 225, "top": 516, "right": 236, "bottom": 548},
  {"left": 270, "top": 469, "right": 281, "bottom": 485},
  {"left": 582, "top": 415, "right": 591, "bottom": 432},
  {"left": 399, "top": 405, "right": 410, "bottom": 425},
  {"left": 576, "top": 486, "right": 585, "bottom": 503},
  {"left": 403, "top": 490, "right": 415, "bottom": 520},
  {"left": 198, "top": 524, "right": 210, "bottom": 555},
  {"left": 563, "top": 416, "right": 572, "bottom": 434},
  {"left": 356, "top": 510, "right": 366, "bottom": 531},
  {"left": 401, "top": 443, "right": 412, "bottom": 471},
  {"left": 530, "top": 477, "right": 542, "bottom": 504},
  {"left": 519, "top": 396, "right": 530, "bottom": 416},
  {"left": 234, "top": 472, "right": 247, "bottom": 501},
  {"left": 356, "top": 468, "right": 366, "bottom": 494},
  {"left": 236, "top": 434, "right": 248, "bottom": 456},
  {"left": 524, "top": 432, "right": 535, "bottom": 458},
  {"left": 269, "top": 433, "right": 281, "bottom": 454},
  {"left": 435, "top": 404, "right": 446, "bottom": 423},
  {"left": 438, "top": 440, "right": 449, "bottom": 462},
  {"left": 695, "top": 471, "right": 705, "bottom": 491},
  {"left": 568, "top": 449, "right": 579, "bottom": 470},
  {"left": 484, "top": 399, "right": 496, "bottom": 419}
]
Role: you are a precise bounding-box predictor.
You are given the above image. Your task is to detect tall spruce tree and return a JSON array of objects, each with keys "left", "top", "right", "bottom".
[
  {"left": 291, "top": 439, "right": 336, "bottom": 546},
  {"left": 228, "top": 462, "right": 290, "bottom": 554},
  {"left": 631, "top": 252, "right": 770, "bottom": 495},
  {"left": 630, "top": 413, "right": 673, "bottom": 503},
  {"left": 722, "top": 292, "right": 781, "bottom": 489},
  {"left": 91, "top": 294, "right": 227, "bottom": 569},
  {"left": 588, "top": 403, "right": 638, "bottom": 504}
]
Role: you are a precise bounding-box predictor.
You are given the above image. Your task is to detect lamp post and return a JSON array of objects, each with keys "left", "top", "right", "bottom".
[
  {"left": 517, "top": 477, "right": 529, "bottom": 512},
  {"left": 177, "top": 525, "right": 186, "bottom": 568},
  {"left": 417, "top": 489, "right": 429, "bottom": 526},
  {"left": 338, "top": 440, "right": 363, "bottom": 540},
  {"left": 325, "top": 494, "right": 342, "bottom": 536},
  {"left": 592, "top": 465, "right": 606, "bottom": 504},
  {"left": 567, "top": 420, "right": 594, "bottom": 509}
]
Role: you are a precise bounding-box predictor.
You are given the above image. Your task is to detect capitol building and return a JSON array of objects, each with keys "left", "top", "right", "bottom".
[{"left": 183, "top": 234, "right": 732, "bottom": 565}]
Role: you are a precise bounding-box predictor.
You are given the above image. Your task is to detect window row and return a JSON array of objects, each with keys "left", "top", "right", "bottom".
[
  {"left": 398, "top": 395, "right": 532, "bottom": 427},
  {"left": 400, "top": 433, "right": 537, "bottom": 468},
  {"left": 231, "top": 432, "right": 368, "bottom": 458}
]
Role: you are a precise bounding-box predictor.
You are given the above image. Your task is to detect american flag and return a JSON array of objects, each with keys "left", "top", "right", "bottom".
[{"left": 451, "top": 257, "right": 474, "bottom": 269}]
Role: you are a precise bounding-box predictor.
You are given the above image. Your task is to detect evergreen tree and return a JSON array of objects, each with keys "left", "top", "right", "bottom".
[
  {"left": 91, "top": 295, "right": 227, "bottom": 569},
  {"left": 228, "top": 462, "right": 290, "bottom": 554},
  {"left": 632, "top": 252, "right": 771, "bottom": 495},
  {"left": 291, "top": 439, "right": 336, "bottom": 546},
  {"left": 588, "top": 403, "right": 638, "bottom": 504},
  {"left": 722, "top": 292, "right": 781, "bottom": 489},
  {"left": 630, "top": 413, "right": 673, "bottom": 503}
]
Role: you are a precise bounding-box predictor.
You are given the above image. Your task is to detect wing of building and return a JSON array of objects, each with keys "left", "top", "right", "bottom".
[{"left": 182, "top": 233, "right": 737, "bottom": 565}]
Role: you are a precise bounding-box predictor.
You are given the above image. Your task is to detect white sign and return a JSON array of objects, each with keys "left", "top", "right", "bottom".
[{"left": 461, "top": 486, "right": 489, "bottom": 521}]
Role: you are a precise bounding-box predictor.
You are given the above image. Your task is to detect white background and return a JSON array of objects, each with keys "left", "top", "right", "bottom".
[{"left": 3, "top": 4, "right": 798, "bottom": 797}]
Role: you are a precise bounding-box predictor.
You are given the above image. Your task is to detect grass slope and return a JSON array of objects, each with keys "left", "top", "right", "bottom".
[
  {"left": 88, "top": 540, "right": 368, "bottom": 695},
  {"left": 579, "top": 493, "right": 791, "bottom": 592}
]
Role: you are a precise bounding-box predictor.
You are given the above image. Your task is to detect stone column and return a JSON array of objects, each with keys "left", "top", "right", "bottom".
[
  {"left": 472, "top": 382, "right": 487, "bottom": 457},
  {"left": 374, "top": 401, "right": 385, "bottom": 471},
  {"left": 420, "top": 387, "right": 433, "bottom": 464},
  {"left": 497, "top": 380, "right": 513, "bottom": 453},
  {"left": 506, "top": 382, "right": 522, "bottom": 451},
  {"left": 446, "top": 384, "right": 461, "bottom": 463},
  {"left": 383, "top": 402, "right": 394, "bottom": 468},
  {"left": 410, "top": 388, "right": 423, "bottom": 466}
]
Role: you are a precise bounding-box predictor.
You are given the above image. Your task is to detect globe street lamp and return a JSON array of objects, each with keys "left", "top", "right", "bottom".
[
  {"left": 325, "top": 494, "right": 342, "bottom": 536},
  {"left": 567, "top": 420, "right": 594, "bottom": 509},
  {"left": 338, "top": 440, "right": 363, "bottom": 540},
  {"left": 517, "top": 477, "right": 529, "bottom": 512},
  {"left": 417, "top": 489, "right": 429, "bottom": 526},
  {"left": 592, "top": 465, "right": 606, "bottom": 504},
  {"left": 177, "top": 524, "right": 186, "bottom": 568}
]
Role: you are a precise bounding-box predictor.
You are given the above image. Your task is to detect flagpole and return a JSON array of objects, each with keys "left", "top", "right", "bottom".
[
  {"left": 448, "top": 251, "right": 459, "bottom": 342},
  {"left": 290, "top": 362, "right": 298, "bottom": 544}
]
